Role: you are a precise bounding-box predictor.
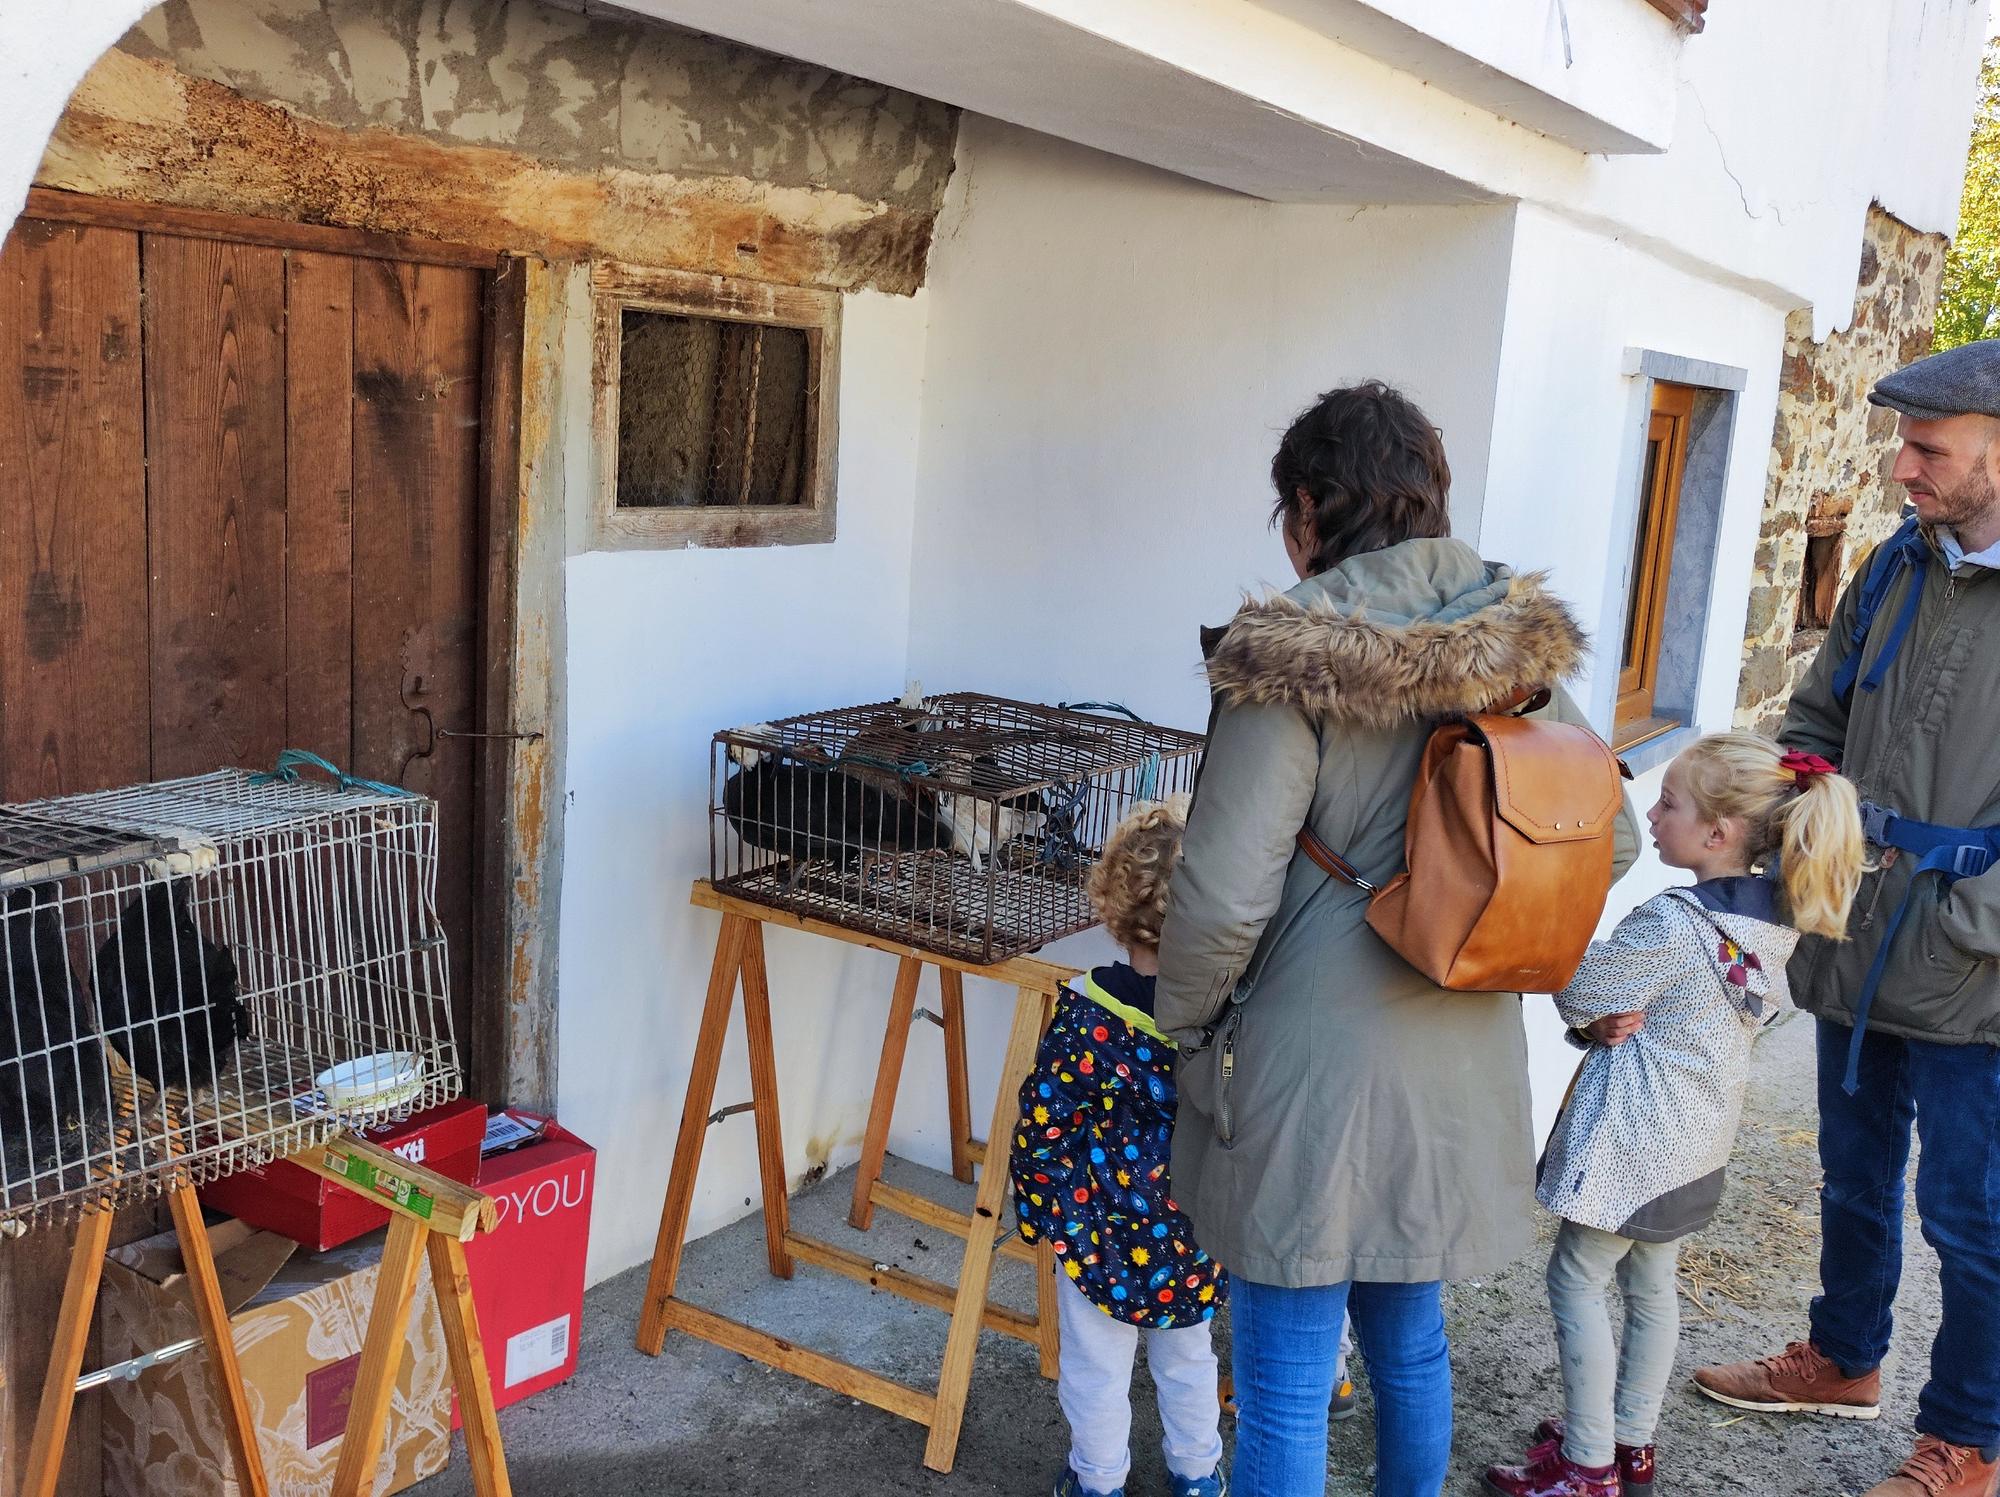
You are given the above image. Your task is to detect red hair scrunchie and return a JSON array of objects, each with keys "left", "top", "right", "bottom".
[{"left": 1779, "top": 749, "right": 1838, "bottom": 784}]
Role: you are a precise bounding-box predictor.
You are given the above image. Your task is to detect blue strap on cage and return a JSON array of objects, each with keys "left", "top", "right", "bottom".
[
  {"left": 251, "top": 749, "right": 415, "bottom": 799},
  {"left": 1058, "top": 700, "right": 1146, "bottom": 725},
  {"left": 1840, "top": 799, "right": 2000, "bottom": 1094}
]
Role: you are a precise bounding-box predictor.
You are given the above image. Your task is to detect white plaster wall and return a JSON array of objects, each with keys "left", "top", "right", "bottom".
[
  {"left": 905, "top": 118, "right": 1514, "bottom": 725},
  {"left": 558, "top": 282, "right": 932, "bottom": 1283},
  {"left": 1474, "top": 204, "right": 1792, "bottom": 1137}
]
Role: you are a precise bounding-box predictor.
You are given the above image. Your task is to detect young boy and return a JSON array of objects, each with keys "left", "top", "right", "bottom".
[{"left": 1011, "top": 796, "right": 1227, "bottom": 1497}]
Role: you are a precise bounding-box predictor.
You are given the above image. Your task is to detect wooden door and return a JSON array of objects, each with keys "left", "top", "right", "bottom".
[{"left": 0, "top": 205, "right": 488, "bottom": 1493}]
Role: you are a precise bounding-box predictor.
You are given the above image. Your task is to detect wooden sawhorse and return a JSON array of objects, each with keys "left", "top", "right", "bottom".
[
  {"left": 19, "top": 1132, "right": 513, "bottom": 1497},
  {"left": 637, "top": 881, "right": 1073, "bottom": 1473}
]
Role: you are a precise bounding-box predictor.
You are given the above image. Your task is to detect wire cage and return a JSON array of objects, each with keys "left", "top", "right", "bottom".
[
  {"left": 711, "top": 693, "right": 1207, "bottom": 964},
  {"left": 0, "top": 768, "right": 458, "bottom": 1233}
]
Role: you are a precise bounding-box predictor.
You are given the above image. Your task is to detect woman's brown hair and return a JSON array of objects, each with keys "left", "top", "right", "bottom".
[{"left": 1270, "top": 381, "right": 1452, "bottom": 575}]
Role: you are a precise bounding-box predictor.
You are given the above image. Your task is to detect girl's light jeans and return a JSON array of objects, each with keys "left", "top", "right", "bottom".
[
  {"left": 1547, "top": 1219, "right": 1682, "bottom": 1466},
  {"left": 1056, "top": 1270, "right": 1224, "bottom": 1493}
]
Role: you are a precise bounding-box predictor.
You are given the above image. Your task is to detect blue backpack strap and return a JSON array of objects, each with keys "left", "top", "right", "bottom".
[
  {"left": 1839, "top": 804, "right": 2000, "bottom": 1094},
  {"left": 1830, "top": 516, "right": 1928, "bottom": 708}
]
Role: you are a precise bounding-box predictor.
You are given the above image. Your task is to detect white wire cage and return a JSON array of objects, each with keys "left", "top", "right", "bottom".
[{"left": 0, "top": 767, "right": 459, "bottom": 1232}]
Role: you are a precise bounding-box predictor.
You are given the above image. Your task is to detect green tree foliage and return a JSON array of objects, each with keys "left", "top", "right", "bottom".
[{"left": 1936, "top": 41, "right": 2000, "bottom": 352}]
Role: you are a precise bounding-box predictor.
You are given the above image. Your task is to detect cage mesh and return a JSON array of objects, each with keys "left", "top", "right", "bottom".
[
  {"left": 0, "top": 770, "right": 457, "bottom": 1232},
  {"left": 711, "top": 694, "right": 1205, "bottom": 963}
]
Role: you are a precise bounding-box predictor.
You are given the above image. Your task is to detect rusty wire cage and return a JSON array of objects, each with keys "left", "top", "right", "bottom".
[
  {"left": 711, "top": 693, "right": 1206, "bottom": 963},
  {"left": 0, "top": 767, "right": 458, "bottom": 1233}
]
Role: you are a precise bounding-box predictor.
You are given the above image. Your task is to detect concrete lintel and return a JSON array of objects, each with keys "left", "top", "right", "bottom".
[{"left": 1621, "top": 347, "right": 1751, "bottom": 392}]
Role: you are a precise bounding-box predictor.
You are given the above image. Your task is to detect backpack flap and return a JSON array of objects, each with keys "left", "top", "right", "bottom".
[{"left": 1473, "top": 714, "right": 1621, "bottom": 845}]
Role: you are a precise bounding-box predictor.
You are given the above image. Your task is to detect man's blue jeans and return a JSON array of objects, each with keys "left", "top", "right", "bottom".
[
  {"left": 1809, "top": 1019, "right": 2000, "bottom": 1449},
  {"left": 1231, "top": 1277, "right": 1451, "bottom": 1497}
]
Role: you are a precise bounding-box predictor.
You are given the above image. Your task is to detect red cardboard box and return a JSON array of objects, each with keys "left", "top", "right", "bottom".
[
  {"left": 202, "top": 1099, "right": 486, "bottom": 1251},
  {"left": 453, "top": 1115, "right": 595, "bottom": 1423}
]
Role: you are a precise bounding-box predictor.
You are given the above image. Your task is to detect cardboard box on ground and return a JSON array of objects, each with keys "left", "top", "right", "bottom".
[{"left": 98, "top": 1219, "right": 450, "bottom": 1497}]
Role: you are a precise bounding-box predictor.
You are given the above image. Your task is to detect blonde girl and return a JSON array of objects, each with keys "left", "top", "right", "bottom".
[{"left": 1484, "top": 732, "right": 1864, "bottom": 1497}]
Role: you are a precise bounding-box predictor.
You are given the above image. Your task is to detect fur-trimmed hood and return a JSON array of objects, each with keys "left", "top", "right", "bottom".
[{"left": 1201, "top": 537, "right": 1588, "bottom": 730}]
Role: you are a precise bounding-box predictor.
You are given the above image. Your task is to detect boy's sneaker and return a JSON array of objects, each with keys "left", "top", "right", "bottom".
[
  {"left": 1165, "top": 1467, "right": 1228, "bottom": 1497},
  {"left": 1693, "top": 1340, "right": 1881, "bottom": 1419},
  {"left": 1861, "top": 1436, "right": 2000, "bottom": 1497},
  {"left": 1054, "top": 1467, "right": 1123, "bottom": 1497},
  {"left": 1484, "top": 1446, "right": 1621, "bottom": 1497},
  {"left": 1330, "top": 1377, "right": 1359, "bottom": 1422},
  {"left": 1531, "top": 1418, "right": 1656, "bottom": 1495}
]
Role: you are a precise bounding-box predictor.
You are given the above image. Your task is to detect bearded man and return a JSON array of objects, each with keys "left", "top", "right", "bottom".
[{"left": 1694, "top": 342, "right": 2000, "bottom": 1497}]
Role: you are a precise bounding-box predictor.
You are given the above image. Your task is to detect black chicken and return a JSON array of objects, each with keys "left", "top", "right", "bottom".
[
  {"left": 723, "top": 753, "right": 954, "bottom": 865},
  {"left": 95, "top": 878, "right": 251, "bottom": 1096},
  {"left": 0, "top": 882, "right": 113, "bottom": 1203}
]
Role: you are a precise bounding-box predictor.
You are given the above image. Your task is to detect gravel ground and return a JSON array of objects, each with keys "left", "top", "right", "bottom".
[{"left": 415, "top": 1012, "right": 1941, "bottom": 1496}]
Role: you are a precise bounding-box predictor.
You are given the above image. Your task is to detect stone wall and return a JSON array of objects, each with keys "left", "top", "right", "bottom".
[
  {"left": 35, "top": 0, "right": 959, "bottom": 293},
  {"left": 1733, "top": 205, "right": 1945, "bottom": 732}
]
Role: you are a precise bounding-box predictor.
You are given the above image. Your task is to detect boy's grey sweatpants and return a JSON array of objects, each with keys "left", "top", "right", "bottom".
[{"left": 1547, "top": 1219, "right": 1681, "bottom": 1466}]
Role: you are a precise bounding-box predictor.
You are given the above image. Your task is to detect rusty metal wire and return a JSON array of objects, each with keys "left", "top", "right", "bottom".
[
  {"left": 0, "top": 770, "right": 458, "bottom": 1233},
  {"left": 712, "top": 694, "right": 1205, "bottom": 963}
]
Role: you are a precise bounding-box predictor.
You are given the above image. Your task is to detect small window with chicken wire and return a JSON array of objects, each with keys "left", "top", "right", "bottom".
[{"left": 590, "top": 263, "right": 839, "bottom": 550}]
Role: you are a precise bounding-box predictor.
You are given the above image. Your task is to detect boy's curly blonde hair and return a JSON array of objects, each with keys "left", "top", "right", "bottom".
[{"left": 1087, "top": 794, "right": 1192, "bottom": 953}]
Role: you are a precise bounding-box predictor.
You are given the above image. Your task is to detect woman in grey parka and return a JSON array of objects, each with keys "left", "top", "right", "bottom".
[{"left": 1155, "top": 383, "right": 1638, "bottom": 1497}]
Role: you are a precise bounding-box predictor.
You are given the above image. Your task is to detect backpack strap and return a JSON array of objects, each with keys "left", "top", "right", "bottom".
[
  {"left": 1829, "top": 515, "right": 1928, "bottom": 709},
  {"left": 1292, "top": 681, "right": 1557, "bottom": 891},
  {"left": 1296, "top": 825, "right": 1374, "bottom": 893}
]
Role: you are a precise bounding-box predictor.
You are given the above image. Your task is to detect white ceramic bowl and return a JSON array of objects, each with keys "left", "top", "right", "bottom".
[{"left": 316, "top": 1052, "right": 424, "bottom": 1112}]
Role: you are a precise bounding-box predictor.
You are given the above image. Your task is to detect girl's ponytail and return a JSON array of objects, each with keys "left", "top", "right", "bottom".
[
  {"left": 1776, "top": 767, "right": 1865, "bottom": 939},
  {"left": 1675, "top": 733, "right": 1866, "bottom": 939}
]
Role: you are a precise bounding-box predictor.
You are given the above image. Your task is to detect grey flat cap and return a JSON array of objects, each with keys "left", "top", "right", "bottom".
[{"left": 1869, "top": 340, "right": 2000, "bottom": 421}]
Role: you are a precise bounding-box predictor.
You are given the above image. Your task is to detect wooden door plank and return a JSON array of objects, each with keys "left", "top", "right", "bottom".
[
  {"left": 0, "top": 217, "right": 149, "bottom": 800},
  {"left": 285, "top": 251, "right": 356, "bottom": 770},
  {"left": 351, "top": 259, "right": 484, "bottom": 1061},
  {"left": 144, "top": 233, "right": 288, "bottom": 778},
  {"left": 0, "top": 214, "right": 148, "bottom": 1497}
]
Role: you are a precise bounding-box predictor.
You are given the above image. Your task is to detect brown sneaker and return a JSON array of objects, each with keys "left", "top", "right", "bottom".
[
  {"left": 1863, "top": 1436, "right": 2000, "bottom": 1497},
  {"left": 1691, "top": 1340, "right": 1881, "bottom": 1419}
]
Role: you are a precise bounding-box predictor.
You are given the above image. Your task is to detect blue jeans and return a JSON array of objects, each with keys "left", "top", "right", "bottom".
[
  {"left": 1809, "top": 1019, "right": 2000, "bottom": 1449},
  {"left": 1231, "top": 1278, "right": 1451, "bottom": 1497}
]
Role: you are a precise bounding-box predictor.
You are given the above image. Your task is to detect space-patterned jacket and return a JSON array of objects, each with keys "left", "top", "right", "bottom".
[{"left": 1010, "top": 963, "right": 1224, "bottom": 1329}]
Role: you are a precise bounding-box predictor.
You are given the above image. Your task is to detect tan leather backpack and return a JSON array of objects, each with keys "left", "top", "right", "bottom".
[{"left": 1297, "top": 702, "right": 1625, "bottom": 993}]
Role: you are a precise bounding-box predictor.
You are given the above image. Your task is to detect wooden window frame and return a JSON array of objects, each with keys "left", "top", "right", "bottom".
[
  {"left": 1614, "top": 381, "right": 1696, "bottom": 749},
  {"left": 588, "top": 261, "right": 840, "bottom": 551}
]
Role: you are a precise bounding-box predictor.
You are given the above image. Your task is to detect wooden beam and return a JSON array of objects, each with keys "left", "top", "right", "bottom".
[
  {"left": 23, "top": 188, "right": 499, "bottom": 269},
  {"left": 652, "top": 1299, "right": 934, "bottom": 1426},
  {"left": 1644, "top": 0, "right": 1707, "bottom": 31},
  {"left": 637, "top": 915, "right": 750, "bottom": 1356},
  {"left": 21, "top": 1209, "right": 114, "bottom": 1497},
  {"left": 924, "top": 986, "right": 1047, "bottom": 1472},
  {"left": 168, "top": 1187, "right": 270, "bottom": 1497},
  {"left": 691, "top": 882, "right": 1075, "bottom": 993},
  {"left": 285, "top": 1134, "right": 497, "bottom": 1244},
  {"left": 427, "top": 1234, "right": 513, "bottom": 1497},
  {"left": 849, "top": 957, "right": 923, "bottom": 1231},
  {"left": 781, "top": 1234, "right": 1039, "bottom": 1345},
  {"left": 866, "top": 1182, "right": 1035, "bottom": 1266},
  {"left": 330, "top": 1215, "right": 428, "bottom": 1497}
]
